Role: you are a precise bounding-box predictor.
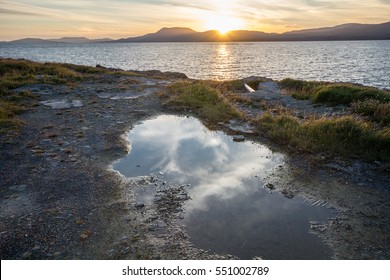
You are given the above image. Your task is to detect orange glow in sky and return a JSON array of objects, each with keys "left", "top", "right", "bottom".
[
  {"left": 204, "top": 15, "right": 245, "bottom": 34},
  {"left": 0, "top": 0, "right": 389, "bottom": 40}
]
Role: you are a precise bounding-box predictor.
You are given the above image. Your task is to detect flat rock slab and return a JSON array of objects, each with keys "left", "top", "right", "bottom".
[
  {"left": 247, "top": 81, "right": 282, "bottom": 100},
  {"left": 40, "top": 99, "right": 84, "bottom": 109},
  {"left": 225, "top": 119, "right": 254, "bottom": 134},
  {"left": 240, "top": 80, "right": 349, "bottom": 118},
  {"left": 97, "top": 88, "right": 157, "bottom": 100},
  {"left": 98, "top": 91, "right": 148, "bottom": 100},
  {"left": 13, "top": 84, "right": 69, "bottom": 95}
]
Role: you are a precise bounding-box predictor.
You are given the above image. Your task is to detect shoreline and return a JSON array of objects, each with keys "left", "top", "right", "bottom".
[
  {"left": 1, "top": 40, "right": 389, "bottom": 91},
  {"left": 1, "top": 59, "right": 389, "bottom": 259}
]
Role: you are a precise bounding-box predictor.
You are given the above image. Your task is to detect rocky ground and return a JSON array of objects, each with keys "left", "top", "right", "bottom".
[{"left": 1, "top": 71, "right": 389, "bottom": 259}]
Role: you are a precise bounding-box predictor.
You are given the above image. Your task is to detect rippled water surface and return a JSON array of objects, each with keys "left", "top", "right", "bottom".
[
  {"left": 113, "top": 115, "right": 334, "bottom": 259},
  {"left": 1, "top": 41, "right": 389, "bottom": 89}
]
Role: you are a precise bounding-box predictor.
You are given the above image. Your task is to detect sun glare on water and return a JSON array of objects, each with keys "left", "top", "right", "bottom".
[{"left": 205, "top": 15, "right": 244, "bottom": 34}]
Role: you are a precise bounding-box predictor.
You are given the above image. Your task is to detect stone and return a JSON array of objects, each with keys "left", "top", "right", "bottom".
[
  {"left": 40, "top": 99, "right": 84, "bottom": 109},
  {"left": 135, "top": 202, "right": 145, "bottom": 208},
  {"left": 121, "top": 246, "right": 130, "bottom": 254},
  {"left": 80, "top": 233, "right": 89, "bottom": 240},
  {"left": 264, "top": 183, "right": 275, "bottom": 190},
  {"left": 32, "top": 245, "right": 41, "bottom": 251},
  {"left": 22, "top": 251, "right": 32, "bottom": 259},
  {"left": 233, "top": 135, "right": 245, "bottom": 142},
  {"left": 226, "top": 120, "right": 254, "bottom": 134},
  {"left": 281, "top": 189, "right": 294, "bottom": 199}
]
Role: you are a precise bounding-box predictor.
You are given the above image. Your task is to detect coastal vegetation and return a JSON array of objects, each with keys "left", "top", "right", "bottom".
[
  {"left": 163, "top": 80, "right": 242, "bottom": 123},
  {"left": 253, "top": 79, "right": 390, "bottom": 161},
  {"left": 257, "top": 114, "right": 390, "bottom": 161},
  {"left": 279, "top": 78, "right": 390, "bottom": 105},
  {"left": 0, "top": 59, "right": 93, "bottom": 128},
  {"left": 0, "top": 58, "right": 142, "bottom": 129},
  {"left": 2, "top": 58, "right": 389, "bottom": 161},
  {"left": 166, "top": 78, "right": 390, "bottom": 162}
]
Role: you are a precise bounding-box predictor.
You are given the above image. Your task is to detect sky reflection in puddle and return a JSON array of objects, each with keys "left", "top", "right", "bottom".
[{"left": 113, "top": 115, "right": 334, "bottom": 259}]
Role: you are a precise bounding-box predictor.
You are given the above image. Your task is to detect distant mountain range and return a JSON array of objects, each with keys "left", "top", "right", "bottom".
[
  {"left": 7, "top": 37, "right": 114, "bottom": 44},
  {"left": 5, "top": 22, "right": 390, "bottom": 44},
  {"left": 117, "top": 22, "right": 390, "bottom": 42}
]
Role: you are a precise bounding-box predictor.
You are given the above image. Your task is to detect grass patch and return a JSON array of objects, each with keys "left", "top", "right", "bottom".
[
  {"left": 279, "top": 78, "right": 390, "bottom": 105},
  {"left": 352, "top": 99, "right": 390, "bottom": 126},
  {"left": 216, "top": 79, "right": 265, "bottom": 93},
  {"left": 164, "top": 80, "right": 242, "bottom": 123},
  {"left": 0, "top": 59, "right": 86, "bottom": 96},
  {"left": 314, "top": 84, "right": 390, "bottom": 105},
  {"left": 0, "top": 59, "right": 100, "bottom": 130},
  {"left": 0, "top": 99, "right": 26, "bottom": 127},
  {"left": 257, "top": 113, "right": 390, "bottom": 161},
  {"left": 0, "top": 58, "right": 145, "bottom": 130},
  {"left": 218, "top": 79, "right": 245, "bottom": 93}
]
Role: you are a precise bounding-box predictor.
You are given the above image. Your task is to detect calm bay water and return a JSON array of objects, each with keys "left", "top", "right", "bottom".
[{"left": 1, "top": 41, "right": 389, "bottom": 89}]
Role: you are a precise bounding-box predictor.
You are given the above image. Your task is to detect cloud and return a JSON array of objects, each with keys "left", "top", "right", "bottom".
[
  {"left": 0, "top": 7, "right": 42, "bottom": 16},
  {"left": 1, "top": 0, "right": 390, "bottom": 39}
]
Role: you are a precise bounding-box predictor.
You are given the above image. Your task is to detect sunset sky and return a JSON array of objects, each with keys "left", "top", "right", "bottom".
[{"left": 1, "top": 0, "right": 389, "bottom": 40}]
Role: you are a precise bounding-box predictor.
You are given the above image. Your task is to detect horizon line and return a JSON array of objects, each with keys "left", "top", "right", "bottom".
[{"left": 2, "top": 20, "right": 390, "bottom": 42}]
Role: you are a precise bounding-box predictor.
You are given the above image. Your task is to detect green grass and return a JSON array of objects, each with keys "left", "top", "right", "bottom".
[
  {"left": 217, "top": 79, "right": 245, "bottom": 93},
  {"left": 0, "top": 59, "right": 88, "bottom": 96},
  {"left": 0, "top": 58, "right": 147, "bottom": 130},
  {"left": 0, "top": 99, "right": 26, "bottom": 126},
  {"left": 0, "top": 59, "right": 108, "bottom": 130},
  {"left": 164, "top": 80, "right": 242, "bottom": 123},
  {"left": 279, "top": 78, "right": 390, "bottom": 105},
  {"left": 352, "top": 99, "right": 390, "bottom": 126},
  {"left": 257, "top": 113, "right": 390, "bottom": 161}
]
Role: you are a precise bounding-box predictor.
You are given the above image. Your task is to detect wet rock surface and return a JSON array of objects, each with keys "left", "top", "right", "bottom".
[
  {"left": 237, "top": 79, "right": 350, "bottom": 119},
  {"left": 1, "top": 71, "right": 389, "bottom": 259}
]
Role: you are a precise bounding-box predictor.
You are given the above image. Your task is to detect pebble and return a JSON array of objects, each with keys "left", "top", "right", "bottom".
[
  {"left": 22, "top": 251, "right": 32, "bottom": 259},
  {"left": 121, "top": 246, "right": 130, "bottom": 254},
  {"left": 80, "top": 233, "right": 89, "bottom": 240},
  {"left": 264, "top": 183, "right": 275, "bottom": 190},
  {"left": 147, "top": 225, "right": 156, "bottom": 231},
  {"left": 232, "top": 135, "right": 245, "bottom": 142},
  {"left": 281, "top": 189, "right": 294, "bottom": 199}
]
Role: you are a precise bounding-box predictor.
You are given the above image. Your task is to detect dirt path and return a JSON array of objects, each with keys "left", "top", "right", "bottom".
[{"left": 1, "top": 73, "right": 389, "bottom": 259}]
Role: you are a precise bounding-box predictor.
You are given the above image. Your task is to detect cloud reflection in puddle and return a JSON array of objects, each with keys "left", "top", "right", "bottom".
[{"left": 113, "top": 115, "right": 334, "bottom": 259}]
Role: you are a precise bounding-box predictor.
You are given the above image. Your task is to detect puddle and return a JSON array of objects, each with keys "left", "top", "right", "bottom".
[
  {"left": 113, "top": 115, "right": 334, "bottom": 259},
  {"left": 40, "top": 99, "right": 83, "bottom": 109}
]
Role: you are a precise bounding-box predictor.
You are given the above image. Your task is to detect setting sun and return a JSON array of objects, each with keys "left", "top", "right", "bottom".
[{"left": 204, "top": 15, "right": 244, "bottom": 34}]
